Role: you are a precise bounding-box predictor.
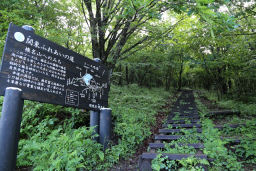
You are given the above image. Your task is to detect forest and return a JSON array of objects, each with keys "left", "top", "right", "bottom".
[{"left": 0, "top": 0, "right": 255, "bottom": 170}]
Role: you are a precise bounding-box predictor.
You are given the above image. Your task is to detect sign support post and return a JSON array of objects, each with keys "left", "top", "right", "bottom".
[
  {"left": 99, "top": 108, "right": 112, "bottom": 150},
  {"left": 0, "top": 87, "right": 24, "bottom": 171}
]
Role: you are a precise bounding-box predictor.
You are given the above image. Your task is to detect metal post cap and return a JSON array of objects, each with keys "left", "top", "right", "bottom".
[
  {"left": 22, "top": 25, "right": 35, "bottom": 33},
  {"left": 100, "top": 108, "right": 111, "bottom": 110},
  {"left": 6, "top": 87, "right": 22, "bottom": 91}
]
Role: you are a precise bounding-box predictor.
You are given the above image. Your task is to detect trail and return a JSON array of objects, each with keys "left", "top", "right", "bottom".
[{"left": 139, "top": 90, "right": 207, "bottom": 170}]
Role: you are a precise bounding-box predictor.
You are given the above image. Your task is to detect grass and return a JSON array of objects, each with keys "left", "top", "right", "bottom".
[
  {"left": 200, "top": 89, "right": 256, "bottom": 117},
  {"left": 195, "top": 90, "right": 256, "bottom": 169},
  {"left": 194, "top": 92, "right": 243, "bottom": 171}
]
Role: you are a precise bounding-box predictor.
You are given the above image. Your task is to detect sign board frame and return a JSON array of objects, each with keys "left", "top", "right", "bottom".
[{"left": 0, "top": 23, "right": 110, "bottom": 110}]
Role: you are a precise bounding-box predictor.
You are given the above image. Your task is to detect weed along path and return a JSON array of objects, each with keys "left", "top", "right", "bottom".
[
  {"left": 139, "top": 90, "right": 208, "bottom": 170},
  {"left": 196, "top": 90, "right": 256, "bottom": 170}
]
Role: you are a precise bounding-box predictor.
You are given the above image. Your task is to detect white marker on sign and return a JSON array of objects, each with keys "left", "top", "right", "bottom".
[
  {"left": 83, "top": 74, "right": 93, "bottom": 86},
  {"left": 14, "top": 32, "right": 25, "bottom": 42}
]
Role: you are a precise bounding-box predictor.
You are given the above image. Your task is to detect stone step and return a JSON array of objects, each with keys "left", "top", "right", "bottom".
[
  {"left": 207, "top": 110, "right": 240, "bottom": 117},
  {"left": 169, "top": 112, "right": 199, "bottom": 116},
  {"left": 214, "top": 124, "right": 245, "bottom": 129},
  {"left": 168, "top": 115, "right": 200, "bottom": 120},
  {"left": 141, "top": 153, "right": 208, "bottom": 160},
  {"left": 149, "top": 143, "right": 204, "bottom": 149},
  {"left": 162, "top": 123, "right": 202, "bottom": 128},
  {"left": 220, "top": 137, "right": 241, "bottom": 144},
  {"left": 159, "top": 128, "right": 202, "bottom": 134},
  {"left": 155, "top": 135, "right": 202, "bottom": 141},
  {"left": 179, "top": 114, "right": 200, "bottom": 117},
  {"left": 155, "top": 135, "right": 182, "bottom": 140},
  {"left": 167, "top": 119, "right": 200, "bottom": 124}
]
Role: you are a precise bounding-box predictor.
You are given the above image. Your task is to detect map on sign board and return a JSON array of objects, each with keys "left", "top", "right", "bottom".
[{"left": 0, "top": 23, "right": 110, "bottom": 110}]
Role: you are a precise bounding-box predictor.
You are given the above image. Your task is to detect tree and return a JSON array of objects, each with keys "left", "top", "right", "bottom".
[{"left": 81, "top": 0, "right": 169, "bottom": 67}]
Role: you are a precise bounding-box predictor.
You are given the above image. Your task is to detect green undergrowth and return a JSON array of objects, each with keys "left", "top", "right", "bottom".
[
  {"left": 152, "top": 122, "right": 208, "bottom": 169},
  {"left": 198, "top": 90, "right": 256, "bottom": 165},
  {"left": 151, "top": 88, "right": 255, "bottom": 171},
  {"left": 200, "top": 89, "right": 256, "bottom": 117},
  {"left": 109, "top": 84, "right": 171, "bottom": 158},
  {"left": 201, "top": 119, "right": 242, "bottom": 170},
  {"left": 12, "top": 84, "right": 171, "bottom": 170},
  {"left": 152, "top": 126, "right": 208, "bottom": 171},
  {"left": 152, "top": 155, "right": 208, "bottom": 171},
  {"left": 195, "top": 91, "right": 255, "bottom": 170}
]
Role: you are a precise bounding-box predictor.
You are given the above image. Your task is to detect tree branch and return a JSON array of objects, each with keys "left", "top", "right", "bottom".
[
  {"left": 223, "top": 32, "right": 256, "bottom": 36},
  {"left": 81, "top": 0, "right": 90, "bottom": 27}
]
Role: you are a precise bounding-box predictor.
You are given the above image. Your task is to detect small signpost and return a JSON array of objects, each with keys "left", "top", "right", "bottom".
[{"left": 0, "top": 23, "right": 111, "bottom": 170}]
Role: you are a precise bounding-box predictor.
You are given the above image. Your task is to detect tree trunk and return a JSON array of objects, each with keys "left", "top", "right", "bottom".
[
  {"left": 178, "top": 63, "right": 183, "bottom": 91},
  {"left": 130, "top": 67, "right": 134, "bottom": 84},
  {"left": 126, "top": 64, "right": 129, "bottom": 85},
  {"left": 118, "top": 64, "right": 122, "bottom": 86},
  {"left": 148, "top": 64, "right": 152, "bottom": 89},
  {"left": 165, "top": 68, "right": 171, "bottom": 91}
]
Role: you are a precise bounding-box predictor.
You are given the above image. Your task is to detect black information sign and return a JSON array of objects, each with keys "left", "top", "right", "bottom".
[{"left": 0, "top": 23, "right": 110, "bottom": 110}]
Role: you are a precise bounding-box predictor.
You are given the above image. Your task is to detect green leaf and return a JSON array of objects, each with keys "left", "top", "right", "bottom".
[
  {"left": 98, "top": 151, "right": 104, "bottom": 161},
  {"left": 210, "top": 28, "right": 215, "bottom": 39}
]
